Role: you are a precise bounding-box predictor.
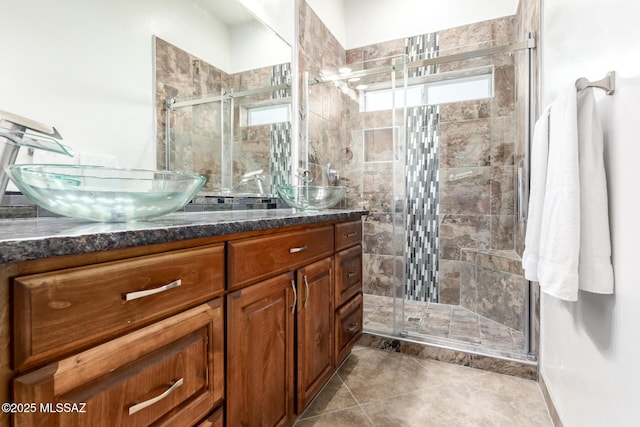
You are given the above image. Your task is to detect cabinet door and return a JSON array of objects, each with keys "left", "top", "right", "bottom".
[
  {"left": 296, "top": 257, "right": 334, "bottom": 413},
  {"left": 227, "top": 273, "right": 296, "bottom": 427},
  {"left": 13, "top": 300, "right": 224, "bottom": 427}
]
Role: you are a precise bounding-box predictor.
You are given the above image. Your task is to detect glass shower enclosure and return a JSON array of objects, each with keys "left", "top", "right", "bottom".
[{"left": 306, "top": 36, "right": 535, "bottom": 361}]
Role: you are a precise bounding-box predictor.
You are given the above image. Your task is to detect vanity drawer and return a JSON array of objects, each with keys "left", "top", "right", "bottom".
[
  {"left": 13, "top": 244, "right": 225, "bottom": 370},
  {"left": 13, "top": 300, "right": 224, "bottom": 427},
  {"left": 334, "top": 244, "right": 363, "bottom": 307},
  {"left": 334, "top": 293, "right": 363, "bottom": 366},
  {"left": 335, "top": 220, "right": 362, "bottom": 252},
  {"left": 197, "top": 406, "right": 223, "bottom": 427},
  {"left": 227, "top": 226, "right": 334, "bottom": 290}
]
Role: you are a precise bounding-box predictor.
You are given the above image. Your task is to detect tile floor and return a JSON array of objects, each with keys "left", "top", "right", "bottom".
[
  {"left": 364, "top": 294, "right": 526, "bottom": 354},
  {"left": 295, "top": 345, "right": 552, "bottom": 426}
]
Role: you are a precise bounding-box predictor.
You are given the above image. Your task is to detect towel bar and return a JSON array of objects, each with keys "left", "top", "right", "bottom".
[{"left": 575, "top": 71, "right": 615, "bottom": 95}]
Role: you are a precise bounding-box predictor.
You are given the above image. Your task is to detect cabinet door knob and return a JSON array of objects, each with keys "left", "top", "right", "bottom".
[
  {"left": 128, "top": 378, "right": 184, "bottom": 415},
  {"left": 346, "top": 231, "right": 358, "bottom": 238},
  {"left": 124, "top": 279, "right": 182, "bottom": 301},
  {"left": 291, "top": 280, "right": 297, "bottom": 314},
  {"left": 289, "top": 245, "right": 307, "bottom": 254},
  {"left": 347, "top": 271, "right": 358, "bottom": 278}
]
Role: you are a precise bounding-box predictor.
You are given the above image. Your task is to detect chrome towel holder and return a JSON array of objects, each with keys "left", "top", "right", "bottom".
[{"left": 575, "top": 71, "right": 616, "bottom": 95}]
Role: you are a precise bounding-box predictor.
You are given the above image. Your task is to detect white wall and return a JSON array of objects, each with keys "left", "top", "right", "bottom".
[
  {"left": 0, "top": 0, "right": 292, "bottom": 172},
  {"left": 0, "top": 0, "right": 230, "bottom": 170},
  {"left": 540, "top": 0, "right": 640, "bottom": 425},
  {"left": 343, "top": 0, "right": 517, "bottom": 49},
  {"left": 230, "top": 20, "right": 292, "bottom": 73},
  {"left": 239, "top": 0, "right": 296, "bottom": 45}
]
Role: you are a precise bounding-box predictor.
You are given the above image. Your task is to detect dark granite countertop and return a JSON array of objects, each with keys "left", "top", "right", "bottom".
[{"left": 0, "top": 209, "right": 367, "bottom": 264}]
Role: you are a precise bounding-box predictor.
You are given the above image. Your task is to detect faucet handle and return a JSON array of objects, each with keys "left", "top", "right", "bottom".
[
  {"left": 326, "top": 163, "right": 339, "bottom": 184},
  {"left": 296, "top": 168, "right": 313, "bottom": 184}
]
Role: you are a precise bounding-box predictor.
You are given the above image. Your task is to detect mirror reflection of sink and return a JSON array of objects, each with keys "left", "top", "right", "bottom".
[{"left": 276, "top": 185, "right": 346, "bottom": 210}]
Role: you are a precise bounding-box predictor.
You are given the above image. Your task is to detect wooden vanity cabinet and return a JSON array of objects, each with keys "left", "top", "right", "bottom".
[
  {"left": 6, "top": 216, "right": 364, "bottom": 427},
  {"left": 13, "top": 244, "right": 225, "bottom": 371},
  {"left": 295, "top": 257, "right": 334, "bottom": 413},
  {"left": 226, "top": 226, "right": 336, "bottom": 425},
  {"left": 333, "top": 220, "right": 364, "bottom": 367},
  {"left": 10, "top": 243, "right": 226, "bottom": 427},
  {"left": 13, "top": 300, "right": 224, "bottom": 427},
  {"left": 226, "top": 272, "right": 296, "bottom": 427}
]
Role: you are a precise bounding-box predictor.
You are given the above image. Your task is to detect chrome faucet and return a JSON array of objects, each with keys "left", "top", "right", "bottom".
[
  {"left": 296, "top": 168, "right": 313, "bottom": 185},
  {"left": 240, "top": 169, "right": 265, "bottom": 194},
  {"left": 326, "top": 163, "right": 339, "bottom": 185}
]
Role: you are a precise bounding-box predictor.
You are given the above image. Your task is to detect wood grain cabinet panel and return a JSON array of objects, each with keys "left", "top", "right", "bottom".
[
  {"left": 227, "top": 226, "right": 334, "bottom": 290},
  {"left": 13, "top": 244, "right": 224, "bottom": 370},
  {"left": 334, "top": 244, "right": 362, "bottom": 308},
  {"left": 196, "top": 406, "right": 223, "bottom": 427},
  {"left": 334, "top": 220, "right": 362, "bottom": 252},
  {"left": 227, "top": 273, "right": 296, "bottom": 427},
  {"left": 296, "top": 257, "right": 334, "bottom": 412},
  {"left": 334, "top": 293, "right": 363, "bottom": 367},
  {"left": 13, "top": 300, "right": 224, "bottom": 427}
]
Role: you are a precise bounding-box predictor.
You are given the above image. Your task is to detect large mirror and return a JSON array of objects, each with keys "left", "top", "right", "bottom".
[
  {"left": 155, "top": 0, "right": 292, "bottom": 197},
  {"left": 0, "top": 0, "right": 292, "bottom": 198}
]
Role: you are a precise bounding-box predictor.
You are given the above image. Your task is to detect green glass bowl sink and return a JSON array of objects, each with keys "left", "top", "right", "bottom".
[
  {"left": 5, "top": 164, "right": 205, "bottom": 222},
  {"left": 276, "top": 184, "right": 346, "bottom": 210}
]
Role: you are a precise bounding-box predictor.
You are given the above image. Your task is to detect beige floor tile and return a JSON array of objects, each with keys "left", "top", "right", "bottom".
[
  {"left": 301, "top": 347, "right": 551, "bottom": 427},
  {"left": 337, "top": 347, "right": 444, "bottom": 404},
  {"left": 362, "top": 389, "right": 496, "bottom": 427},
  {"left": 299, "top": 375, "right": 359, "bottom": 419},
  {"left": 294, "top": 407, "right": 373, "bottom": 426},
  {"left": 441, "top": 372, "right": 552, "bottom": 427}
]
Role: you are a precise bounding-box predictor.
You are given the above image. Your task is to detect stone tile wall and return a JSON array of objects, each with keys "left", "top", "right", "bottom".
[
  {"left": 460, "top": 249, "right": 526, "bottom": 331},
  {"left": 297, "top": 4, "right": 531, "bottom": 342}
]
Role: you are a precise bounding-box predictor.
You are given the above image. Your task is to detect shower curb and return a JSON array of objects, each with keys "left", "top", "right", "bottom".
[{"left": 359, "top": 332, "right": 538, "bottom": 380}]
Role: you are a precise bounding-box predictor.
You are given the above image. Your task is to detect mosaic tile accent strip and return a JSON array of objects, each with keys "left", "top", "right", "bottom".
[
  {"left": 404, "top": 32, "right": 441, "bottom": 303},
  {"left": 270, "top": 63, "right": 292, "bottom": 189},
  {"left": 405, "top": 33, "right": 440, "bottom": 77}
]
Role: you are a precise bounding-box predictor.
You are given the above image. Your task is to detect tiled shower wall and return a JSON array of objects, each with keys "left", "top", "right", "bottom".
[{"left": 298, "top": 0, "right": 523, "bottom": 307}]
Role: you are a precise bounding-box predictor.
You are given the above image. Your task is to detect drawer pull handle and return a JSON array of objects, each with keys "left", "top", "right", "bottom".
[
  {"left": 291, "top": 280, "right": 297, "bottom": 314},
  {"left": 128, "top": 378, "right": 184, "bottom": 415},
  {"left": 347, "top": 271, "right": 358, "bottom": 278},
  {"left": 304, "top": 275, "right": 310, "bottom": 308},
  {"left": 347, "top": 322, "right": 360, "bottom": 333},
  {"left": 124, "top": 279, "right": 182, "bottom": 301},
  {"left": 346, "top": 231, "right": 358, "bottom": 238},
  {"left": 289, "top": 245, "right": 307, "bottom": 254}
]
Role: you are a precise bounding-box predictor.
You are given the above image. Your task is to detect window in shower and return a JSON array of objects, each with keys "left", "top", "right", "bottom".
[
  {"left": 246, "top": 103, "right": 291, "bottom": 126},
  {"left": 362, "top": 66, "right": 494, "bottom": 112}
]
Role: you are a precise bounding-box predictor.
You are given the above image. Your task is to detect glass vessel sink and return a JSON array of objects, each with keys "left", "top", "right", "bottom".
[
  {"left": 5, "top": 165, "right": 205, "bottom": 222},
  {"left": 276, "top": 184, "right": 346, "bottom": 210}
]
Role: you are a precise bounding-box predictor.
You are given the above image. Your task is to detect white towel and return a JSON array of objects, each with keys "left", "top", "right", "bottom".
[
  {"left": 522, "top": 104, "right": 551, "bottom": 282},
  {"left": 523, "top": 84, "right": 614, "bottom": 301},
  {"left": 576, "top": 89, "right": 614, "bottom": 294}
]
